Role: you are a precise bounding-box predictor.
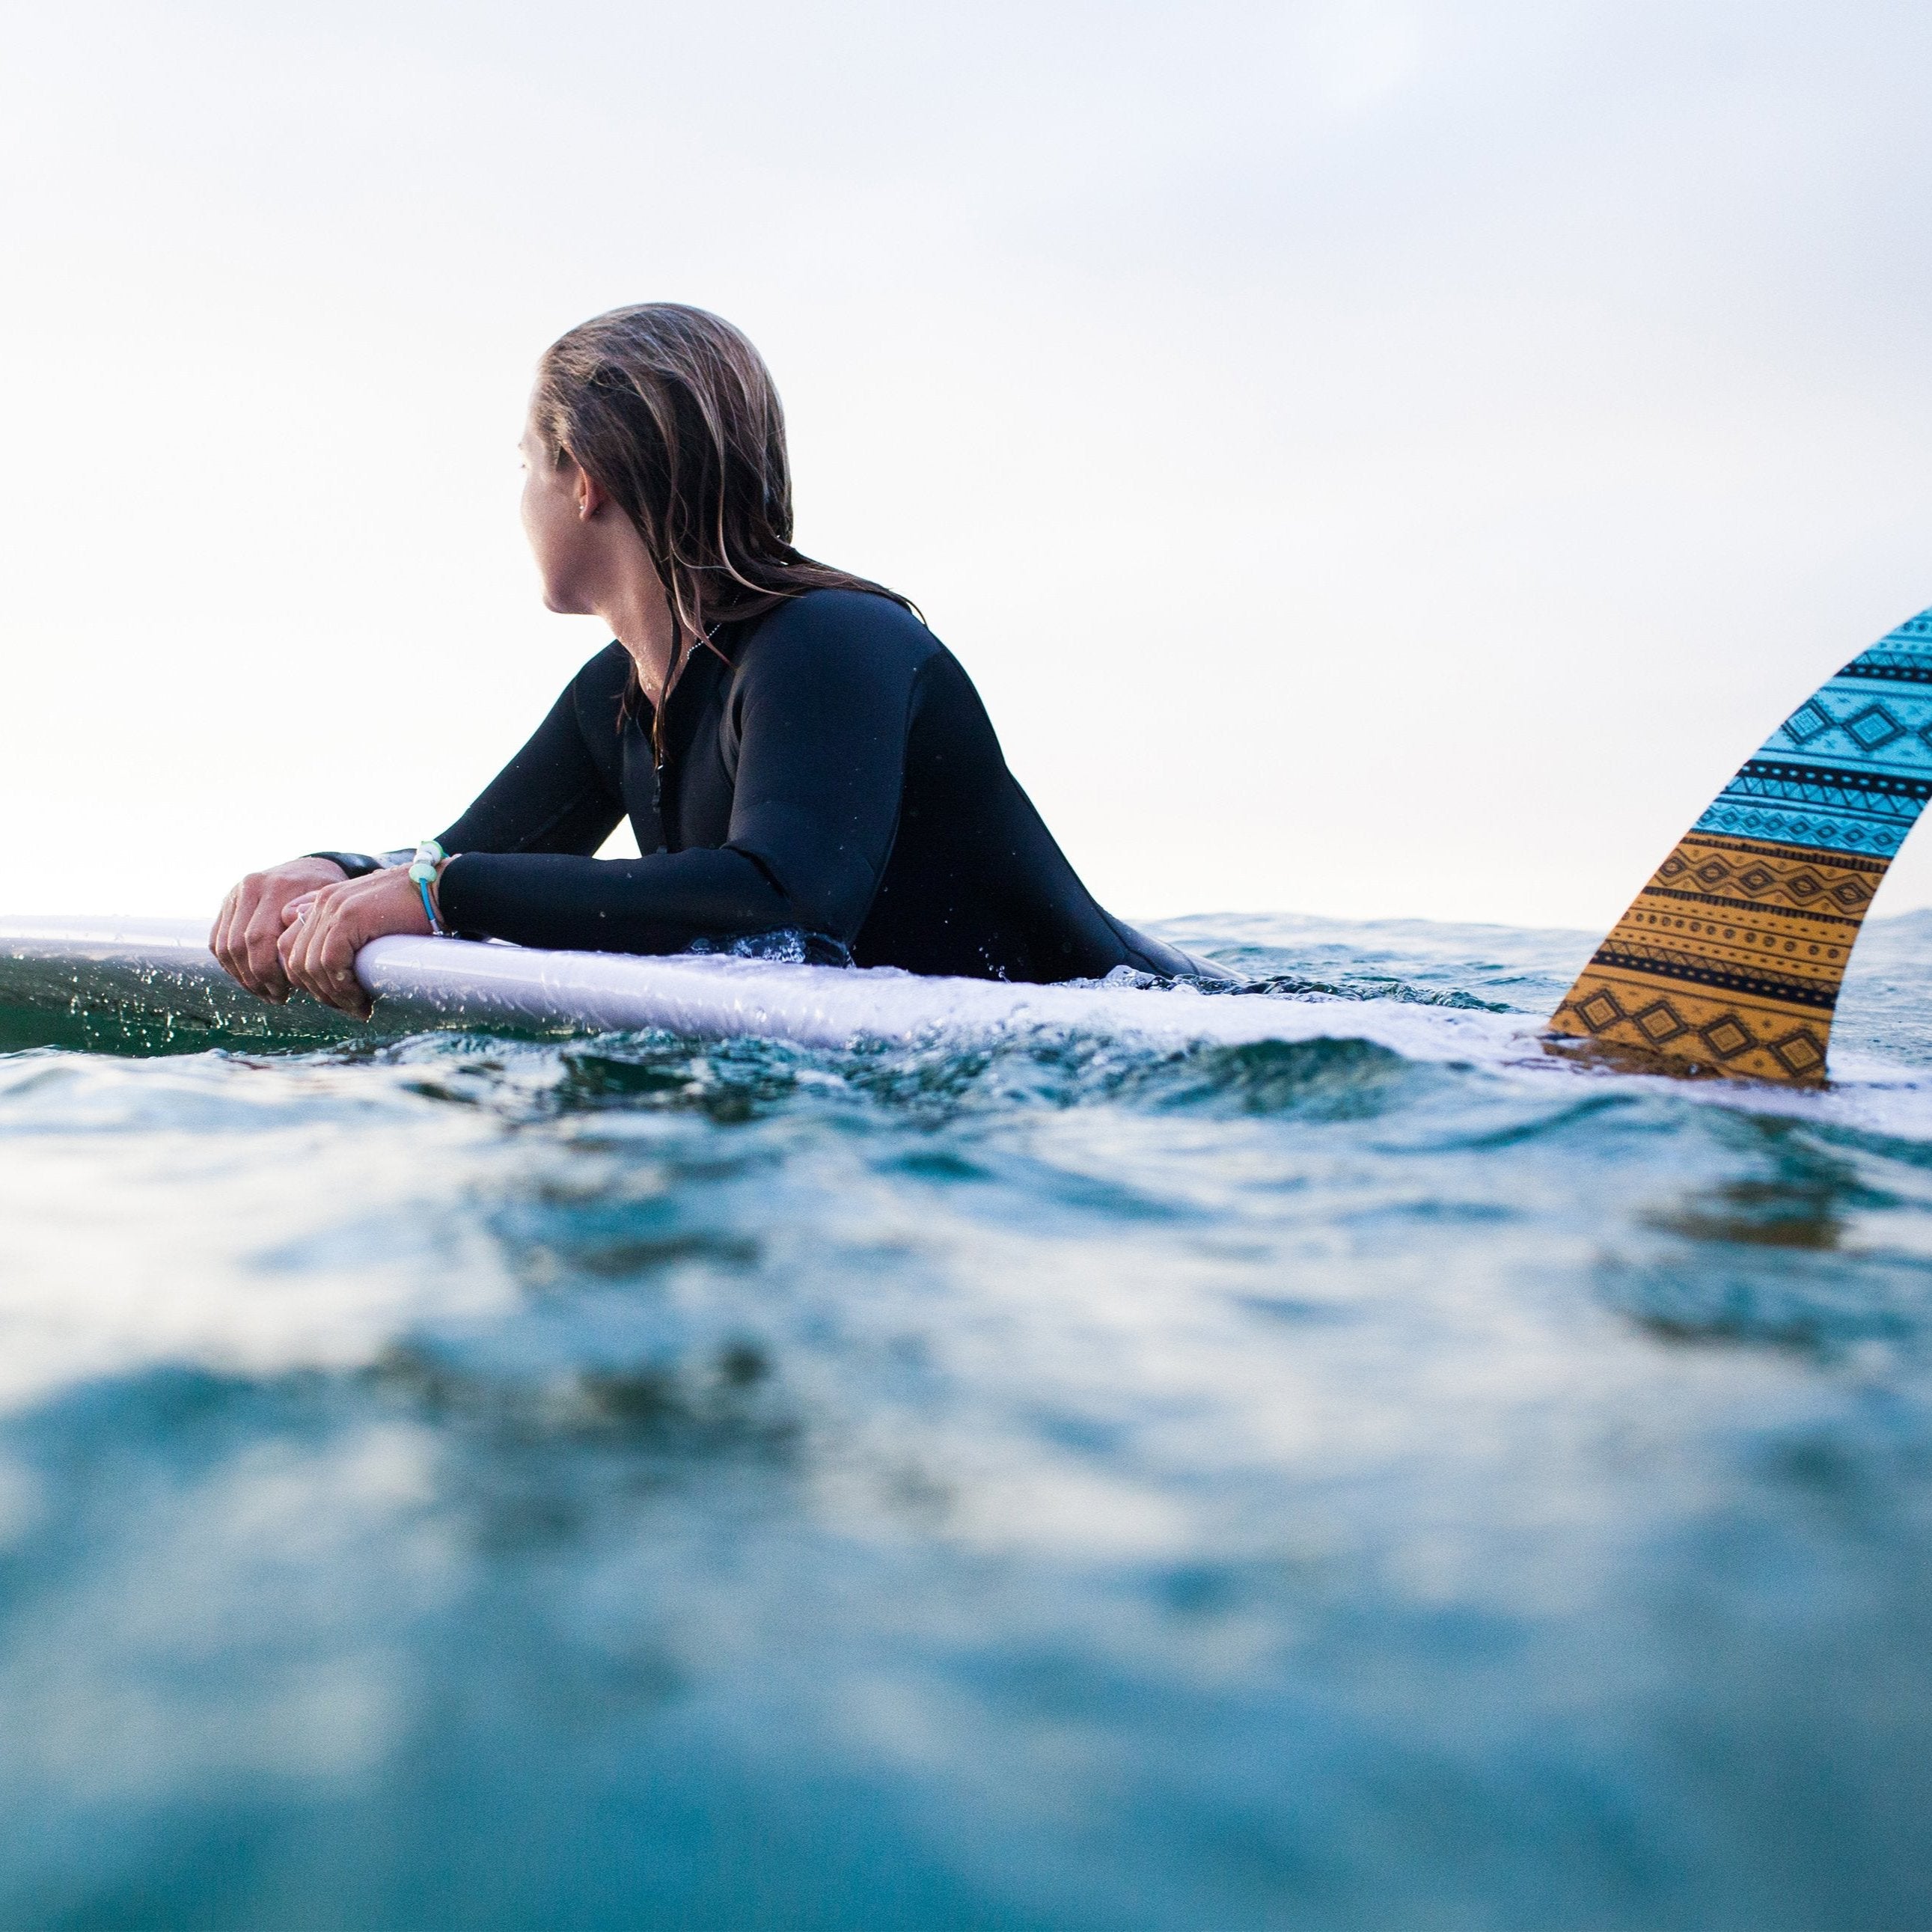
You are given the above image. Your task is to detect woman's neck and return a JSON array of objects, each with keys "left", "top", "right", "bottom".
[{"left": 603, "top": 570, "right": 682, "bottom": 706}]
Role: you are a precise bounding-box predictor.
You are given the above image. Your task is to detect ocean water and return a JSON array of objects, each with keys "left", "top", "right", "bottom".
[{"left": 3, "top": 910, "right": 1932, "bottom": 1930}]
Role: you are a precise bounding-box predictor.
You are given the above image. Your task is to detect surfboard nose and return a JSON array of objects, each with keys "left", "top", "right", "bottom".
[{"left": 1548, "top": 606, "right": 1932, "bottom": 1084}]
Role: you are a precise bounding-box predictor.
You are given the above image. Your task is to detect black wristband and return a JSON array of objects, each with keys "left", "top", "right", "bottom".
[{"left": 305, "top": 851, "right": 385, "bottom": 880}]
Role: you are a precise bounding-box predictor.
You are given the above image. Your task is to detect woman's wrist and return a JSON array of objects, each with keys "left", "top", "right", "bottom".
[{"left": 407, "top": 840, "right": 450, "bottom": 935}]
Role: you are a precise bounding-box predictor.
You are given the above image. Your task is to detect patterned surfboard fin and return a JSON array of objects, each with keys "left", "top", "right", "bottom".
[{"left": 1549, "top": 605, "right": 1932, "bottom": 1083}]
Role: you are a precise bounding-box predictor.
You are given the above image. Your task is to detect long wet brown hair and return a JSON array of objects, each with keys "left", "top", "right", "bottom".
[{"left": 530, "top": 302, "right": 916, "bottom": 735}]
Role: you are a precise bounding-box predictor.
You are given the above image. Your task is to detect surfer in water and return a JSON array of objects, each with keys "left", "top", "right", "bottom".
[{"left": 212, "top": 302, "right": 1221, "bottom": 1018}]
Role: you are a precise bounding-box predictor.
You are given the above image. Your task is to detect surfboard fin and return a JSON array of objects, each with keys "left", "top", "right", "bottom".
[{"left": 1547, "top": 605, "right": 1932, "bottom": 1083}]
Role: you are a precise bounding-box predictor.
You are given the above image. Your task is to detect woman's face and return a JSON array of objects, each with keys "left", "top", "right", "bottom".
[{"left": 519, "top": 397, "right": 596, "bottom": 614}]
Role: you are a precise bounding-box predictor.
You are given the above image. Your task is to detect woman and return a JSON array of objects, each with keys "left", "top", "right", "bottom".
[{"left": 211, "top": 303, "right": 1223, "bottom": 1018}]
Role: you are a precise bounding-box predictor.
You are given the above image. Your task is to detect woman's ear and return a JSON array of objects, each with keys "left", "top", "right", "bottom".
[{"left": 578, "top": 469, "right": 606, "bottom": 521}]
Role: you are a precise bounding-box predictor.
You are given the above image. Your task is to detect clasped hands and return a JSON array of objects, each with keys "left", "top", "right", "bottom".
[{"left": 210, "top": 858, "right": 435, "bottom": 1021}]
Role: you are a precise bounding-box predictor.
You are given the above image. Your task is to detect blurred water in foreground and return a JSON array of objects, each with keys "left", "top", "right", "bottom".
[{"left": 2, "top": 909, "right": 1931, "bottom": 1930}]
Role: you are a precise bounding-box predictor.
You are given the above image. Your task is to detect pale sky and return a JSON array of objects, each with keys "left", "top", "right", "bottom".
[{"left": 4, "top": 0, "right": 1931, "bottom": 931}]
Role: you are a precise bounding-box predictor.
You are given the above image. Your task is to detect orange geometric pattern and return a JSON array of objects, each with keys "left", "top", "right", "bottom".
[
  {"left": 1549, "top": 604, "right": 1932, "bottom": 1084},
  {"left": 1547, "top": 833, "right": 1877, "bottom": 1082}
]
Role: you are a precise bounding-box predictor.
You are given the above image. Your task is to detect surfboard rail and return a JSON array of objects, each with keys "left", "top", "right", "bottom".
[{"left": 0, "top": 913, "right": 1529, "bottom": 1065}]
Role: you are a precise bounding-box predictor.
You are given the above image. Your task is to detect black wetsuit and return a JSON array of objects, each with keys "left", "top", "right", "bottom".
[{"left": 323, "top": 590, "right": 1217, "bottom": 983}]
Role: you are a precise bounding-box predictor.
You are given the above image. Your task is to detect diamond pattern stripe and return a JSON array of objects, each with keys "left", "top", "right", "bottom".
[{"left": 1550, "top": 603, "right": 1932, "bottom": 1084}]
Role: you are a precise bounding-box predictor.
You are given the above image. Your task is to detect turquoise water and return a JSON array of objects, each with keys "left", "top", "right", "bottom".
[{"left": 4, "top": 911, "right": 1932, "bottom": 1929}]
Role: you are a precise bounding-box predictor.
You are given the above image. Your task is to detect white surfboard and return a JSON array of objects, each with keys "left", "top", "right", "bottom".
[{"left": 0, "top": 913, "right": 1529, "bottom": 1065}]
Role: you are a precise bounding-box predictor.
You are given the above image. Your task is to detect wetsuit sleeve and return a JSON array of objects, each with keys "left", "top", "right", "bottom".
[
  {"left": 435, "top": 599, "right": 926, "bottom": 955},
  {"left": 433, "top": 644, "right": 632, "bottom": 858},
  {"left": 302, "top": 648, "right": 632, "bottom": 888},
  {"left": 433, "top": 845, "right": 794, "bottom": 954},
  {"left": 306, "top": 851, "right": 394, "bottom": 878}
]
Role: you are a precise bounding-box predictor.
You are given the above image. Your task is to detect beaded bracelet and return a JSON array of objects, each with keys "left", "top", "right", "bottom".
[{"left": 407, "top": 840, "right": 448, "bottom": 936}]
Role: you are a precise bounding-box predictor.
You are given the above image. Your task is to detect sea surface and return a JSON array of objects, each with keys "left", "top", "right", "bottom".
[{"left": 3, "top": 909, "right": 1932, "bottom": 1930}]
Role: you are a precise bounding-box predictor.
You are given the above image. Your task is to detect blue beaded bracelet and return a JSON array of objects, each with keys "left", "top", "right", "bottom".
[{"left": 407, "top": 840, "right": 448, "bottom": 936}]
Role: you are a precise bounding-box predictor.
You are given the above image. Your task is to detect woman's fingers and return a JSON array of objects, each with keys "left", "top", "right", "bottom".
[
  {"left": 278, "top": 915, "right": 320, "bottom": 1003},
  {"left": 287, "top": 881, "right": 347, "bottom": 978},
  {"left": 320, "top": 918, "right": 373, "bottom": 1018},
  {"left": 213, "top": 875, "right": 279, "bottom": 996},
  {"left": 279, "top": 886, "right": 372, "bottom": 1018},
  {"left": 278, "top": 891, "right": 325, "bottom": 994},
  {"left": 244, "top": 890, "right": 293, "bottom": 1000},
  {"left": 322, "top": 890, "right": 376, "bottom": 1018},
  {"left": 210, "top": 881, "right": 250, "bottom": 982},
  {"left": 209, "top": 888, "right": 238, "bottom": 972}
]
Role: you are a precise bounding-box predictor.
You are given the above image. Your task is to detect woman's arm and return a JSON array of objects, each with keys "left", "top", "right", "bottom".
[
  {"left": 434, "top": 641, "right": 632, "bottom": 858},
  {"left": 434, "top": 594, "right": 924, "bottom": 956},
  {"left": 213, "top": 645, "right": 635, "bottom": 1004}
]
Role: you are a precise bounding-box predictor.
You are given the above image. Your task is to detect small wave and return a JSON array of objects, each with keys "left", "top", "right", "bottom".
[
  {"left": 1122, "top": 1036, "right": 1428, "bottom": 1120},
  {"left": 1599, "top": 1250, "right": 1932, "bottom": 1358}
]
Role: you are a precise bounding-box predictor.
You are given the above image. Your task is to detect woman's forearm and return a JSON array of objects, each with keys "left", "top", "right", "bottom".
[{"left": 436, "top": 846, "right": 798, "bottom": 955}]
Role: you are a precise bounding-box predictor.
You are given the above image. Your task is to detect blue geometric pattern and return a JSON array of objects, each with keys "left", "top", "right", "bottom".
[{"left": 1693, "top": 608, "right": 1932, "bottom": 857}]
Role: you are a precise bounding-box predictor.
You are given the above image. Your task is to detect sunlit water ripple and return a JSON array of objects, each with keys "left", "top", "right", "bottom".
[{"left": 3, "top": 910, "right": 1932, "bottom": 1929}]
